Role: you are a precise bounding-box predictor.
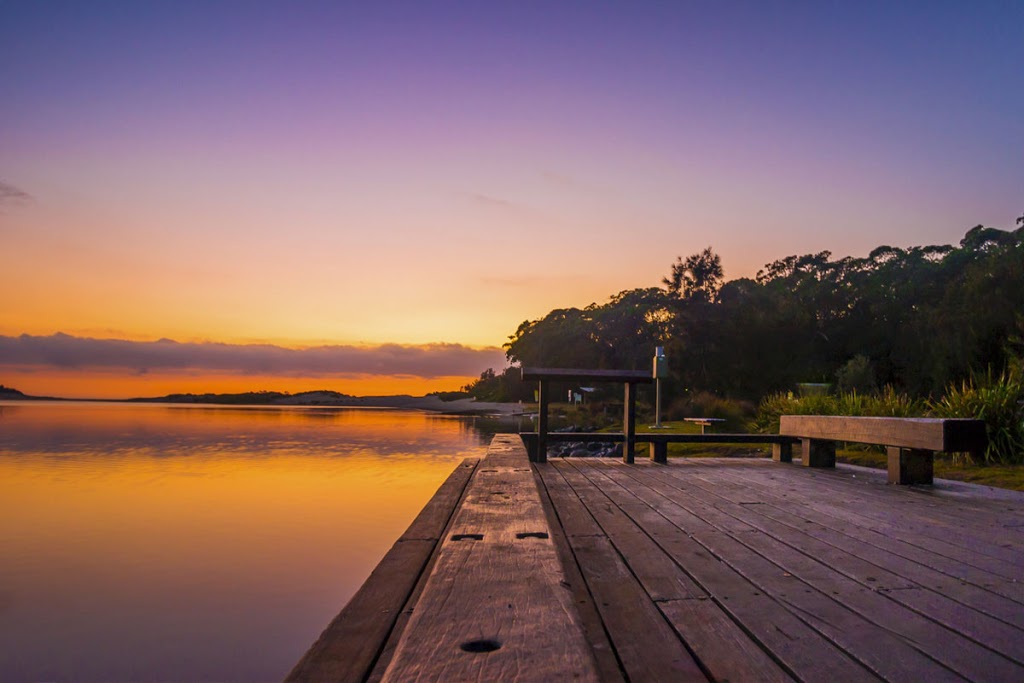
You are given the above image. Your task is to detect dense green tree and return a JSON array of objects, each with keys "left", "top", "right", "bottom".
[
  {"left": 489, "top": 223, "right": 1024, "bottom": 403},
  {"left": 663, "top": 247, "right": 724, "bottom": 302}
]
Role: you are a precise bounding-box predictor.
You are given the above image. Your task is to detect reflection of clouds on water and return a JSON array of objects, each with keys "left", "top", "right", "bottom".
[
  {"left": 0, "top": 402, "right": 492, "bottom": 682},
  {"left": 0, "top": 402, "right": 508, "bottom": 461}
]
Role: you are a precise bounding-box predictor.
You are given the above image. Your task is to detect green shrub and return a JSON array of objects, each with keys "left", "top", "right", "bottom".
[
  {"left": 752, "top": 387, "right": 923, "bottom": 433},
  {"left": 930, "top": 368, "right": 1024, "bottom": 464}
]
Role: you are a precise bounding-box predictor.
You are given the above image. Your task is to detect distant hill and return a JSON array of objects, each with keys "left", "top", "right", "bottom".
[
  {"left": 0, "top": 384, "right": 55, "bottom": 400},
  {"left": 128, "top": 390, "right": 355, "bottom": 405},
  {"left": 0, "top": 384, "right": 27, "bottom": 399}
]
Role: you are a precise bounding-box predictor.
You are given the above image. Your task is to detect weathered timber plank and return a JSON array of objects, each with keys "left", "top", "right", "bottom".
[
  {"left": 587, "top": 462, "right": 881, "bottom": 682},
  {"left": 684, "top": 457, "right": 1022, "bottom": 535},
  {"left": 560, "top": 461, "right": 708, "bottom": 601},
  {"left": 562, "top": 461, "right": 795, "bottom": 683},
  {"left": 658, "top": 459, "right": 1024, "bottom": 595},
  {"left": 567, "top": 533, "right": 709, "bottom": 682},
  {"left": 533, "top": 466, "right": 625, "bottom": 683},
  {"left": 536, "top": 461, "right": 606, "bottom": 538},
  {"left": 547, "top": 462, "right": 708, "bottom": 681},
  {"left": 674, "top": 462, "right": 1024, "bottom": 624},
  {"left": 684, "top": 460, "right": 1024, "bottom": 570},
  {"left": 779, "top": 415, "right": 985, "bottom": 453},
  {"left": 590, "top": 461, "right": 758, "bottom": 533},
  {"left": 604, "top": 462, "right": 968, "bottom": 681},
  {"left": 691, "top": 530, "right": 965, "bottom": 682},
  {"left": 717, "top": 529, "right": 1024, "bottom": 681},
  {"left": 652, "top": 461, "right": 1024, "bottom": 679},
  {"left": 380, "top": 436, "right": 599, "bottom": 682},
  {"left": 287, "top": 458, "right": 478, "bottom": 683}
]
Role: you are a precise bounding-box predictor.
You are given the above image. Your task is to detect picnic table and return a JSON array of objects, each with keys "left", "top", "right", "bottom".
[{"left": 682, "top": 417, "right": 725, "bottom": 434}]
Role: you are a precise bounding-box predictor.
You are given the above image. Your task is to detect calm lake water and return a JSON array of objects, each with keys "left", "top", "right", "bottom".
[{"left": 0, "top": 401, "right": 507, "bottom": 682}]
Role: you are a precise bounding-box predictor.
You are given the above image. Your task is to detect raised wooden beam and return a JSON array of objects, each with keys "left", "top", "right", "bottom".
[
  {"left": 521, "top": 367, "right": 653, "bottom": 384},
  {"left": 379, "top": 435, "right": 600, "bottom": 682},
  {"left": 286, "top": 458, "right": 479, "bottom": 683},
  {"left": 520, "top": 432, "right": 797, "bottom": 444}
]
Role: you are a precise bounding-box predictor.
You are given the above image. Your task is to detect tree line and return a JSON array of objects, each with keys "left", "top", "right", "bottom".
[{"left": 466, "top": 218, "right": 1024, "bottom": 405}]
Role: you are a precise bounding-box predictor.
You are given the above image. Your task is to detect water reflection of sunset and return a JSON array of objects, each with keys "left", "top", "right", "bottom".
[{"left": 0, "top": 403, "right": 488, "bottom": 681}]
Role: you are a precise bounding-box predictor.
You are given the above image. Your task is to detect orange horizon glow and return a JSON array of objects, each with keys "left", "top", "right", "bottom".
[{"left": 0, "top": 369, "right": 481, "bottom": 400}]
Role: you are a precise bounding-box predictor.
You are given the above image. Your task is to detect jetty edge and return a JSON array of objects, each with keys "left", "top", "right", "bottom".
[{"left": 286, "top": 434, "right": 602, "bottom": 682}]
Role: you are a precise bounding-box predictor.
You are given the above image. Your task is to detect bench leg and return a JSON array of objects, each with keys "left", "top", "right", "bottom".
[
  {"left": 801, "top": 439, "right": 835, "bottom": 468},
  {"left": 650, "top": 442, "right": 667, "bottom": 464},
  {"left": 887, "top": 447, "right": 933, "bottom": 485},
  {"left": 772, "top": 442, "right": 793, "bottom": 463}
]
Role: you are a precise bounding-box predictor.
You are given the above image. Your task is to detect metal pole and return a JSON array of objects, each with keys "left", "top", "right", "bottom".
[{"left": 655, "top": 377, "right": 662, "bottom": 428}]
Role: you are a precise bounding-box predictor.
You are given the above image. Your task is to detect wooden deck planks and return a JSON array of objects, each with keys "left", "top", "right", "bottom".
[
  {"left": 540, "top": 456, "right": 1024, "bottom": 683},
  {"left": 379, "top": 435, "right": 600, "bottom": 682},
  {"left": 538, "top": 463, "right": 709, "bottom": 681},
  {"left": 293, "top": 441, "right": 1024, "bottom": 683},
  {"left": 548, "top": 461, "right": 808, "bottom": 683},
  {"left": 687, "top": 460, "right": 1024, "bottom": 593},
  {"left": 648, "top": 461, "right": 1024, "bottom": 671}
]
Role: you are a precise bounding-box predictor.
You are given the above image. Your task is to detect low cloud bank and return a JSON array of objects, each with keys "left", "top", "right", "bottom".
[{"left": 0, "top": 333, "right": 506, "bottom": 378}]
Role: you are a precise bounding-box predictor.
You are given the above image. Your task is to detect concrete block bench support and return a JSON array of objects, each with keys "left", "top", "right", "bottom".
[{"left": 779, "top": 415, "right": 987, "bottom": 484}]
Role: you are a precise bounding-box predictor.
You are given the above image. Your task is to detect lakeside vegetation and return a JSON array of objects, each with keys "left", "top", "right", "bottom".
[{"left": 466, "top": 219, "right": 1024, "bottom": 473}]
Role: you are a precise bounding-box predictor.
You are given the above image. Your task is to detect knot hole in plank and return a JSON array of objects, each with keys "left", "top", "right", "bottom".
[
  {"left": 451, "top": 533, "right": 484, "bottom": 541},
  {"left": 515, "top": 532, "right": 549, "bottom": 540}
]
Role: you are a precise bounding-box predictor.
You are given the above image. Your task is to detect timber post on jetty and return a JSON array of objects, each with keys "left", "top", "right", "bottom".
[{"left": 289, "top": 371, "right": 1022, "bottom": 683}]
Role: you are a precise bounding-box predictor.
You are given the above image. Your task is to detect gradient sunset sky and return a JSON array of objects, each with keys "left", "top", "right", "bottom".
[{"left": 2, "top": 1, "right": 1022, "bottom": 398}]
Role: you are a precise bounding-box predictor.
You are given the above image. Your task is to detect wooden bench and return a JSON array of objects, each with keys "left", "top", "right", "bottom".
[{"left": 778, "top": 415, "right": 987, "bottom": 485}]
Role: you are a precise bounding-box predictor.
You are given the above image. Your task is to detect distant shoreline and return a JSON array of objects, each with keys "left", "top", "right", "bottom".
[{"left": 0, "top": 388, "right": 522, "bottom": 416}]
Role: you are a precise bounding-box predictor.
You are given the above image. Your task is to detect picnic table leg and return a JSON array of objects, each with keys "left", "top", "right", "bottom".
[
  {"left": 623, "top": 382, "right": 636, "bottom": 464},
  {"left": 536, "top": 379, "right": 549, "bottom": 464}
]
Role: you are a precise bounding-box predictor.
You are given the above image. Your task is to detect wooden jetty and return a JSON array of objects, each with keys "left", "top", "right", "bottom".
[{"left": 290, "top": 434, "right": 1024, "bottom": 682}]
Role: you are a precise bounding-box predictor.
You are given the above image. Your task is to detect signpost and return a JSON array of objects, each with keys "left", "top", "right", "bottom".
[{"left": 652, "top": 346, "right": 669, "bottom": 429}]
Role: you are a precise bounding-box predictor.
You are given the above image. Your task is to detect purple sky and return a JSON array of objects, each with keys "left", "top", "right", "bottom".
[{"left": 1, "top": 1, "right": 1022, "bottom": 393}]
